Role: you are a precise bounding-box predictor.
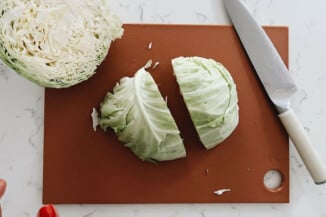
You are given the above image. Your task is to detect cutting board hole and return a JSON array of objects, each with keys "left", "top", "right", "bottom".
[{"left": 263, "top": 169, "right": 284, "bottom": 192}]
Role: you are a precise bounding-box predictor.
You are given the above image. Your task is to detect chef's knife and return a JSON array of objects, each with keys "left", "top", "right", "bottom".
[{"left": 223, "top": 0, "right": 326, "bottom": 184}]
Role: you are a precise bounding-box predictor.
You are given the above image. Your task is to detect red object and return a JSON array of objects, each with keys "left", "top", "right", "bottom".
[
  {"left": 37, "top": 205, "right": 59, "bottom": 217},
  {"left": 0, "top": 179, "right": 6, "bottom": 198}
]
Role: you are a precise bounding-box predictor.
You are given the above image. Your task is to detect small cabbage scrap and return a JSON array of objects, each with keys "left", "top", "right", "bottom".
[
  {"left": 172, "top": 56, "right": 239, "bottom": 149},
  {"left": 99, "top": 68, "right": 186, "bottom": 162},
  {"left": 0, "top": 0, "right": 123, "bottom": 88}
]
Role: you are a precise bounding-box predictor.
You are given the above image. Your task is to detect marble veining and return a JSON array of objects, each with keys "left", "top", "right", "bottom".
[
  {"left": 196, "top": 13, "right": 209, "bottom": 23},
  {"left": 0, "top": 62, "right": 10, "bottom": 81},
  {"left": 1, "top": 0, "right": 326, "bottom": 217}
]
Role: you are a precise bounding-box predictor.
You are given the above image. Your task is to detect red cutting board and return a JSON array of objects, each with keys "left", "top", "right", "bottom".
[{"left": 43, "top": 24, "right": 289, "bottom": 203}]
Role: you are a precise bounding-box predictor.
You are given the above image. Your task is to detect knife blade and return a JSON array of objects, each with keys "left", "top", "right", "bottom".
[{"left": 223, "top": 0, "right": 326, "bottom": 184}]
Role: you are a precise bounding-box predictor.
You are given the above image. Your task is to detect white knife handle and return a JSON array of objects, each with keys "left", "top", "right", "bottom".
[{"left": 279, "top": 109, "right": 326, "bottom": 184}]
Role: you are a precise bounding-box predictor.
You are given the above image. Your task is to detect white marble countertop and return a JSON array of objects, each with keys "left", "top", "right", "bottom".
[{"left": 1, "top": 0, "right": 326, "bottom": 216}]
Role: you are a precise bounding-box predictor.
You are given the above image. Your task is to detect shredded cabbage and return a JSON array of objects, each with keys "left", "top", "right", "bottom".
[
  {"left": 99, "top": 68, "right": 186, "bottom": 162},
  {"left": 172, "top": 56, "right": 239, "bottom": 149},
  {"left": 0, "top": 0, "right": 123, "bottom": 88}
]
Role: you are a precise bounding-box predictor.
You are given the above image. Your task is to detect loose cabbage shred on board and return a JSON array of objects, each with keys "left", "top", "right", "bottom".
[
  {"left": 99, "top": 68, "right": 186, "bottom": 162},
  {"left": 0, "top": 0, "right": 123, "bottom": 88},
  {"left": 172, "top": 56, "right": 239, "bottom": 149}
]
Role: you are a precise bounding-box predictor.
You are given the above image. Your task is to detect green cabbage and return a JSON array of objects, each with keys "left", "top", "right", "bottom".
[
  {"left": 99, "top": 67, "right": 186, "bottom": 162},
  {"left": 172, "top": 56, "right": 239, "bottom": 149},
  {"left": 0, "top": 0, "right": 123, "bottom": 88}
]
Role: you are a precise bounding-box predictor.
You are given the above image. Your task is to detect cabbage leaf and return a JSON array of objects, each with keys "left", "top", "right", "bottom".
[{"left": 99, "top": 68, "right": 186, "bottom": 162}]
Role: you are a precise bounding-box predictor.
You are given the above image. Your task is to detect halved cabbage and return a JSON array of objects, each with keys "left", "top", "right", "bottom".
[
  {"left": 0, "top": 0, "right": 123, "bottom": 88},
  {"left": 172, "top": 56, "right": 239, "bottom": 149},
  {"left": 99, "top": 68, "right": 186, "bottom": 162}
]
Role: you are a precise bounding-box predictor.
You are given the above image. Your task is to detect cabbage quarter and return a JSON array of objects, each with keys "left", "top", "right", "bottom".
[
  {"left": 0, "top": 0, "right": 123, "bottom": 88},
  {"left": 99, "top": 68, "right": 186, "bottom": 162},
  {"left": 172, "top": 56, "right": 239, "bottom": 149}
]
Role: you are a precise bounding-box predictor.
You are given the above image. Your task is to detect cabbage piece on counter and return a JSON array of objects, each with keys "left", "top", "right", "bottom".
[
  {"left": 99, "top": 68, "right": 186, "bottom": 162},
  {"left": 0, "top": 0, "right": 123, "bottom": 88},
  {"left": 172, "top": 56, "right": 239, "bottom": 149}
]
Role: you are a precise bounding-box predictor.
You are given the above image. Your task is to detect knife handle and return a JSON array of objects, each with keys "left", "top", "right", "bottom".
[{"left": 279, "top": 109, "right": 326, "bottom": 184}]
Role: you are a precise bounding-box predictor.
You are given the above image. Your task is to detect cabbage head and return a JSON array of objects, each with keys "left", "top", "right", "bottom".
[
  {"left": 0, "top": 0, "right": 123, "bottom": 88},
  {"left": 99, "top": 68, "right": 186, "bottom": 162},
  {"left": 172, "top": 56, "right": 239, "bottom": 149}
]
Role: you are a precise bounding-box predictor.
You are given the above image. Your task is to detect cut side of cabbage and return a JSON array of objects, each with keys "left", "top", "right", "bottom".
[
  {"left": 172, "top": 56, "right": 239, "bottom": 149},
  {"left": 0, "top": 0, "right": 123, "bottom": 88},
  {"left": 99, "top": 68, "right": 186, "bottom": 162}
]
